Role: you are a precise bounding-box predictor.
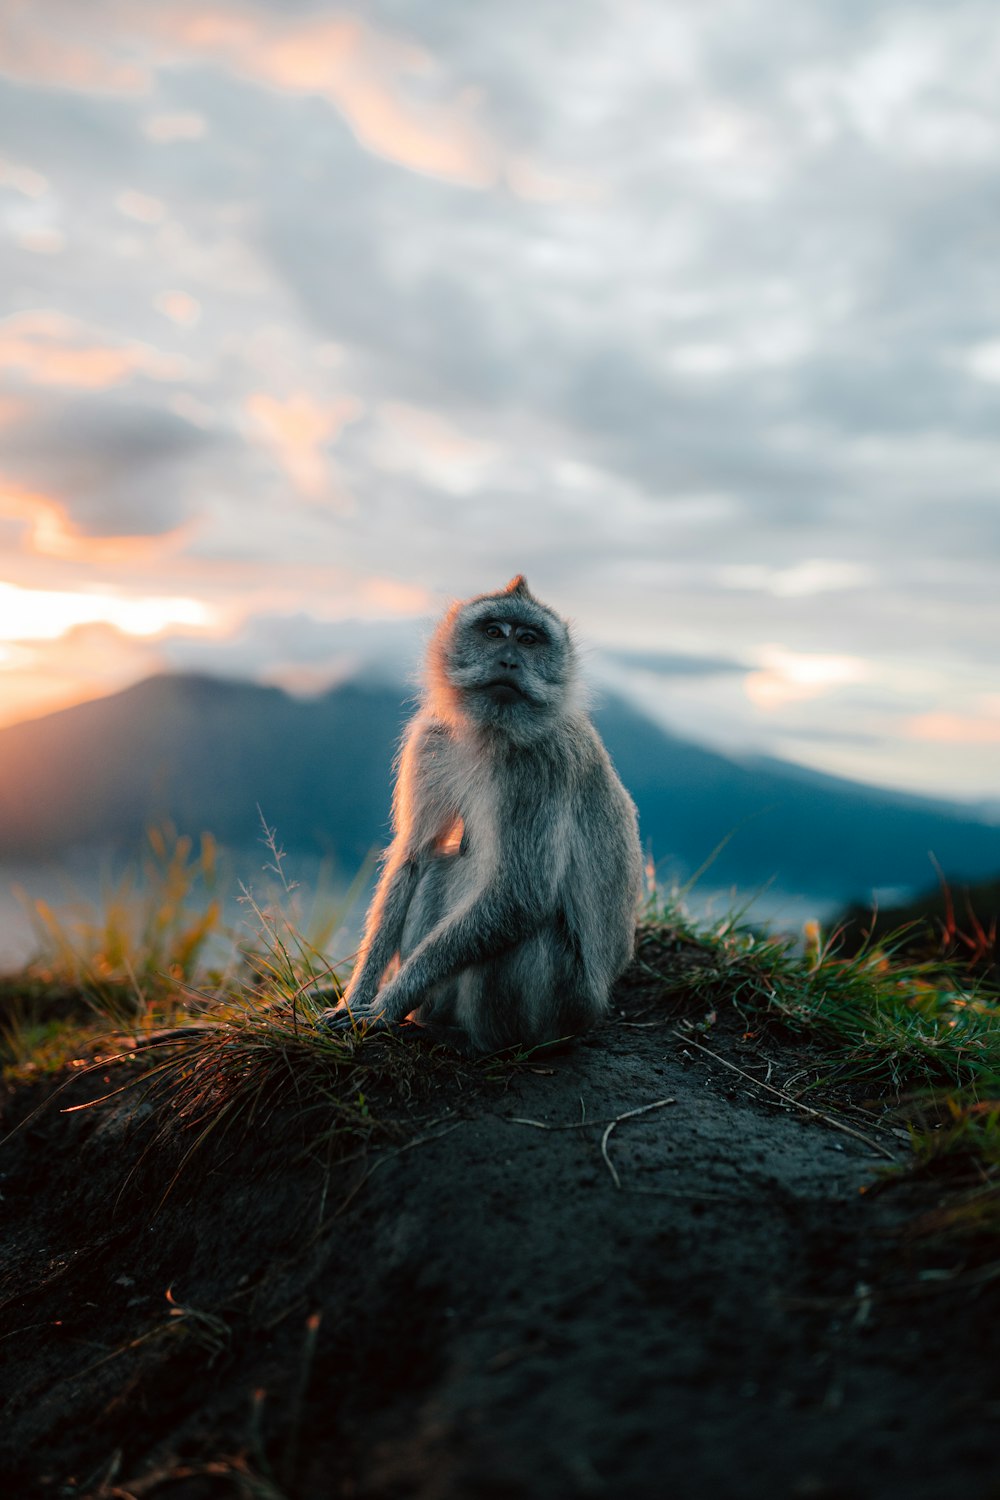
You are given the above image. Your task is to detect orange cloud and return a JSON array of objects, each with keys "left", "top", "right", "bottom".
[
  {"left": 157, "top": 7, "right": 499, "bottom": 187},
  {"left": 906, "top": 711, "right": 1000, "bottom": 745},
  {"left": 143, "top": 111, "right": 207, "bottom": 142},
  {"left": 0, "top": 3, "right": 150, "bottom": 93},
  {"left": 116, "top": 189, "right": 166, "bottom": 224},
  {"left": 377, "top": 401, "right": 496, "bottom": 494},
  {"left": 744, "top": 646, "right": 869, "bottom": 709},
  {"left": 0, "top": 395, "right": 28, "bottom": 427},
  {"left": 1, "top": 6, "right": 564, "bottom": 195},
  {"left": 361, "top": 576, "right": 435, "bottom": 614},
  {"left": 381, "top": 402, "right": 495, "bottom": 465},
  {"left": 0, "top": 311, "right": 189, "bottom": 389},
  {"left": 155, "top": 290, "right": 201, "bottom": 327},
  {"left": 0, "top": 483, "right": 198, "bottom": 563},
  {"left": 0, "top": 158, "right": 47, "bottom": 196},
  {"left": 246, "top": 391, "right": 361, "bottom": 501}
]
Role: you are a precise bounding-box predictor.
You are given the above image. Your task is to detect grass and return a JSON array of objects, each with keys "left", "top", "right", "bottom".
[
  {"left": 638, "top": 890, "right": 1000, "bottom": 1095},
  {"left": 635, "top": 886, "right": 1000, "bottom": 1243},
  {"left": 0, "top": 826, "right": 228, "bottom": 1073},
  {"left": 2, "top": 833, "right": 999, "bottom": 1244}
]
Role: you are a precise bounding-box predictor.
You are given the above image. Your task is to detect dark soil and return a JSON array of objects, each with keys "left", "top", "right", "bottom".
[{"left": 1, "top": 946, "right": 998, "bottom": 1500}]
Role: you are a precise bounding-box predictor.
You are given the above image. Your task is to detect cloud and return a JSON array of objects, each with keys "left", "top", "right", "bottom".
[
  {"left": 0, "top": 2, "right": 150, "bottom": 94},
  {"left": 1, "top": 0, "right": 999, "bottom": 800},
  {"left": 158, "top": 607, "right": 427, "bottom": 690},
  {"left": 246, "top": 390, "right": 362, "bottom": 501},
  {"left": 718, "top": 561, "right": 875, "bottom": 598},
  {"left": 0, "top": 157, "right": 47, "bottom": 196},
  {"left": 603, "top": 649, "right": 747, "bottom": 678},
  {"left": 744, "top": 648, "right": 870, "bottom": 710},
  {"left": 142, "top": 111, "right": 207, "bottom": 142},
  {"left": 154, "top": 291, "right": 201, "bottom": 327},
  {"left": 116, "top": 189, "right": 166, "bottom": 224},
  {"left": 0, "top": 394, "right": 223, "bottom": 537},
  {"left": 0, "top": 311, "right": 190, "bottom": 389},
  {"left": 906, "top": 707, "right": 1000, "bottom": 746},
  {"left": 2, "top": 2, "right": 512, "bottom": 187},
  {"left": 163, "top": 7, "right": 501, "bottom": 186},
  {"left": 0, "top": 483, "right": 195, "bottom": 561}
]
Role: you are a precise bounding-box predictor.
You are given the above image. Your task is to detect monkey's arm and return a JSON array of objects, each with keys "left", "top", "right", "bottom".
[
  {"left": 371, "top": 795, "right": 566, "bottom": 1023},
  {"left": 338, "top": 719, "right": 451, "bottom": 1013},
  {"left": 341, "top": 854, "right": 420, "bottom": 1011}
]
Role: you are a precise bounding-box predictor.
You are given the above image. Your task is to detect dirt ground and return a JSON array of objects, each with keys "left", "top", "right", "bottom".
[{"left": 1, "top": 951, "right": 998, "bottom": 1500}]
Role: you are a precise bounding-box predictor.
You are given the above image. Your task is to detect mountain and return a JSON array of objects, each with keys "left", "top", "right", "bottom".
[
  {"left": 591, "top": 696, "right": 999, "bottom": 898},
  {"left": 0, "top": 673, "right": 996, "bottom": 903},
  {"left": 0, "top": 675, "right": 407, "bottom": 870}
]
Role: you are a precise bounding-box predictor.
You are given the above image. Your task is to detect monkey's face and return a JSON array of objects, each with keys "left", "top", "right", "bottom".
[
  {"left": 442, "top": 599, "right": 575, "bottom": 733},
  {"left": 425, "top": 579, "right": 579, "bottom": 738}
]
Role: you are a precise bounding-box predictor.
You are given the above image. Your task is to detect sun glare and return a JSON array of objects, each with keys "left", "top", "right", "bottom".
[{"left": 0, "top": 581, "right": 214, "bottom": 643}]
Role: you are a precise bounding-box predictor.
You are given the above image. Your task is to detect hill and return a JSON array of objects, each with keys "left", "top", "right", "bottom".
[
  {"left": 0, "top": 673, "right": 997, "bottom": 903},
  {"left": 1, "top": 935, "right": 998, "bottom": 1498}
]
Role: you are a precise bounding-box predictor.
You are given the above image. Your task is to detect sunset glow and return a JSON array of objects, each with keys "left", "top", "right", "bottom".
[{"left": 0, "top": 582, "right": 215, "bottom": 643}]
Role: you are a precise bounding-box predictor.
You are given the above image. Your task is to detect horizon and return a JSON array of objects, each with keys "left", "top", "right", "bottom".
[{"left": 2, "top": 3, "right": 999, "bottom": 802}]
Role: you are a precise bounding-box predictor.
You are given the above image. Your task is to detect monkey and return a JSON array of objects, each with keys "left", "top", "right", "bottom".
[{"left": 320, "top": 575, "right": 643, "bottom": 1053}]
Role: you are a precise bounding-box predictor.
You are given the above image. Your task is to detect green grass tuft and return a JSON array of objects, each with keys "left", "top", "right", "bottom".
[{"left": 641, "top": 888, "right": 1000, "bottom": 1097}]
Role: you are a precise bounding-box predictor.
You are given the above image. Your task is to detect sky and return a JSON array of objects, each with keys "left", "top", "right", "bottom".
[{"left": 1, "top": 0, "right": 999, "bottom": 805}]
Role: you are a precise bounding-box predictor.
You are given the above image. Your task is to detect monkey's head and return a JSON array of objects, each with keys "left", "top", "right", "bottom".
[{"left": 427, "top": 575, "right": 580, "bottom": 740}]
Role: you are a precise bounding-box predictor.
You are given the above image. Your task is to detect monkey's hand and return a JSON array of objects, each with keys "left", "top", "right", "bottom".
[{"left": 315, "top": 1002, "right": 396, "bottom": 1037}]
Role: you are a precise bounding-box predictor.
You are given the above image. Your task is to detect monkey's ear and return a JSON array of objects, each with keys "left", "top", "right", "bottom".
[{"left": 503, "top": 574, "right": 530, "bottom": 596}]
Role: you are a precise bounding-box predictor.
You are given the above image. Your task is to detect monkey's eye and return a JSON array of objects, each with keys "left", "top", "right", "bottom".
[
  {"left": 516, "top": 629, "right": 540, "bottom": 645},
  {"left": 485, "top": 625, "right": 505, "bottom": 639}
]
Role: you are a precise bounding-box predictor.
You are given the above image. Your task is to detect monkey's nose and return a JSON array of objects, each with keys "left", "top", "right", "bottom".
[{"left": 498, "top": 658, "right": 520, "bottom": 672}]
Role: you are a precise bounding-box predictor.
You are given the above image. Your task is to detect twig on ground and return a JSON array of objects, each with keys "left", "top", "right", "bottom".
[
  {"left": 600, "top": 1099, "right": 677, "bottom": 1188},
  {"left": 508, "top": 1098, "right": 677, "bottom": 1189},
  {"left": 508, "top": 1100, "right": 675, "bottom": 1133}
]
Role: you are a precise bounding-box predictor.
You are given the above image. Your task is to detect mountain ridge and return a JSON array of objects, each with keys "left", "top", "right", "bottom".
[{"left": 0, "top": 672, "right": 996, "bottom": 903}]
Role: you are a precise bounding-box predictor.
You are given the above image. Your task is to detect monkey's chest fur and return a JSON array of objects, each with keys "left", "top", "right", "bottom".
[
  {"left": 395, "top": 733, "right": 594, "bottom": 1049},
  {"left": 399, "top": 745, "right": 494, "bottom": 958}
]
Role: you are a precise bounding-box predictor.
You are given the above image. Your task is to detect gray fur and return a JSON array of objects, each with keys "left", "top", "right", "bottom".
[{"left": 337, "top": 576, "right": 643, "bottom": 1052}]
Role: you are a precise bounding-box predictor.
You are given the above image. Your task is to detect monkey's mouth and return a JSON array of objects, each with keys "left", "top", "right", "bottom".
[{"left": 481, "top": 680, "right": 526, "bottom": 705}]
